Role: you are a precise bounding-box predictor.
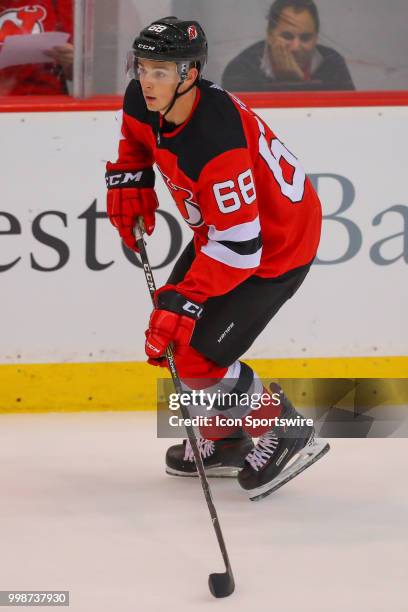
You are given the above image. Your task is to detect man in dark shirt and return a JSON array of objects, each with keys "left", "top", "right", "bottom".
[{"left": 222, "top": 0, "right": 354, "bottom": 92}]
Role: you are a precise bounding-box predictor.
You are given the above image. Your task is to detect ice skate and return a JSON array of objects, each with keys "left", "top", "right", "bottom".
[
  {"left": 238, "top": 390, "right": 330, "bottom": 500},
  {"left": 166, "top": 432, "right": 254, "bottom": 477}
]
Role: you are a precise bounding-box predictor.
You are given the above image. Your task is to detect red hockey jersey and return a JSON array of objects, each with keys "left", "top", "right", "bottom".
[
  {"left": 0, "top": 1, "right": 72, "bottom": 95},
  {"left": 115, "top": 79, "right": 322, "bottom": 302}
]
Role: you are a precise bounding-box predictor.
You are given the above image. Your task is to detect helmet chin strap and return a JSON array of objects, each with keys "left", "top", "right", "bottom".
[{"left": 162, "top": 76, "right": 198, "bottom": 122}]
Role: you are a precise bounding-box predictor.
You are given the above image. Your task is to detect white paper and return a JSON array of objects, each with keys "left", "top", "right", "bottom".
[{"left": 0, "top": 32, "right": 70, "bottom": 70}]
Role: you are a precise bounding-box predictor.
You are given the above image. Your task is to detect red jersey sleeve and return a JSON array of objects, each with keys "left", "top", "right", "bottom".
[
  {"left": 113, "top": 82, "right": 156, "bottom": 168},
  {"left": 177, "top": 148, "right": 262, "bottom": 302},
  {"left": 113, "top": 110, "right": 154, "bottom": 168}
]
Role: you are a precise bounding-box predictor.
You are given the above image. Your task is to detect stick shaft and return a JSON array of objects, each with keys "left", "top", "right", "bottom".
[{"left": 134, "top": 221, "right": 234, "bottom": 579}]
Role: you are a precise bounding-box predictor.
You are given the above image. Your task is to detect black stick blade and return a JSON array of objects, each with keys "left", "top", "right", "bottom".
[{"left": 208, "top": 572, "right": 235, "bottom": 598}]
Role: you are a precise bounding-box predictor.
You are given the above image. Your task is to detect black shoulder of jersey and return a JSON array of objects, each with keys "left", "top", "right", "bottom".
[
  {"left": 160, "top": 80, "right": 248, "bottom": 182},
  {"left": 123, "top": 79, "right": 158, "bottom": 128}
]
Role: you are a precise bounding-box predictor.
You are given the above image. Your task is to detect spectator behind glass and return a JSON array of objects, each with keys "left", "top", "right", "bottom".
[
  {"left": 222, "top": 0, "right": 355, "bottom": 92},
  {"left": 0, "top": 0, "right": 73, "bottom": 95}
]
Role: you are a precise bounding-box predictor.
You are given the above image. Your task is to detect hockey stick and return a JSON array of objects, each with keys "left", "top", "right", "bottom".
[{"left": 134, "top": 219, "right": 235, "bottom": 599}]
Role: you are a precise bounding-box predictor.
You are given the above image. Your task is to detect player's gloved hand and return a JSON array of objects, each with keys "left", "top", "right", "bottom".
[
  {"left": 145, "top": 285, "right": 204, "bottom": 365},
  {"left": 105, "top": 161, "right": 158, "bottom": 251}
]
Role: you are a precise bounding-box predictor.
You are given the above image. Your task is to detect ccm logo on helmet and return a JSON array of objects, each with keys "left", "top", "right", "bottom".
[
  {"left": 187, "top": 25, "right": 198, "bottom": 41},
  {"left": 137, "top": 44, "right": 156, "bottom": 51}
]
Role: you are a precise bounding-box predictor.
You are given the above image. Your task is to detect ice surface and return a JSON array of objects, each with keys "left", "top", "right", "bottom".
[{"left": 0, "top": 412, "right": 407, "bottom": 612}]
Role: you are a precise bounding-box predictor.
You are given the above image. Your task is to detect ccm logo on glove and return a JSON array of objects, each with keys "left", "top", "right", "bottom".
[
  {"left": 105, "top": 161, "right": 158, "bottom": 251},
  {"left": 106, "top": 170, "right": 145, "bottom": 188},
  {"left": 145, "top": 286, "right": 204, "bottom": 363},
  {"left": 182, "top": 300, "right": 203, "bottom": 317},
  {"left": 105, "top": 165, "right": 155, "bottom": 189}
]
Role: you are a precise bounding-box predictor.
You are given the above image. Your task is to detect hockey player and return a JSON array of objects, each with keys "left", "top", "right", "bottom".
[{"left": 105, "top": 16, "right": 329, "bottom": 501}]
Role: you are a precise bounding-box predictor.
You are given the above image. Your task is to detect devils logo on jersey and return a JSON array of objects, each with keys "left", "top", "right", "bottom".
[
  {"left": 0, "top": 5, "right": 47, "bottom": 43},
  {"left": 158, "top": 167, "right": 203, "bottom": 228}
]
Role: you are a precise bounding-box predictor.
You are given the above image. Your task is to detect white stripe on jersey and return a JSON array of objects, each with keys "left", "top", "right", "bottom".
[
  {"left": 202, "top": 217, "right": 262, "bottom": 269},
  {"left": 207, "top": 217, "right": 261, "bottom": 243},
  {"left": 201, "top": 240, "right": 262, "bottom": 269}
]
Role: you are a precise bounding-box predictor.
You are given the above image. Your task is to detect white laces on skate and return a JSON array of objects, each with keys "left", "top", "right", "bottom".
[
  {"left": 184, "top": 437, "right": 215, "bottom": 462},
  {"left": 245, "top": 431, "right": 279, "bottom": 471}
]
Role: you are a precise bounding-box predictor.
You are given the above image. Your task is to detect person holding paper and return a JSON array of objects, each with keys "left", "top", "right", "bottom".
[{"left": 0, "top": 0, "right": 73, "bottom": 95}]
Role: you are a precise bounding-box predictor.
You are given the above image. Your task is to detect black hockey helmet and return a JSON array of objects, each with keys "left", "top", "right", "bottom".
[{"left": 129, "top": 16, "right": 208, "bottom": 82}]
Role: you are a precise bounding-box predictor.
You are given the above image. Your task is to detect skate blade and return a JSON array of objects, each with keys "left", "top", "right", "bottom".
[
  {"left": 248, "top": 437, "right": 330, "bottom": 502},
  {"left": 166, "top": 465, "right": 241, "bottom": 478}
]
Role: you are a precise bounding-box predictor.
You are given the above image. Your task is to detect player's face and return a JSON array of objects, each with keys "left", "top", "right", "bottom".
[
  {"left": 137, "top": 59, "right": 180, "bottom": 112},
  {"left": 268, "top": 8, "right": 318, "bottom": 69}
]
